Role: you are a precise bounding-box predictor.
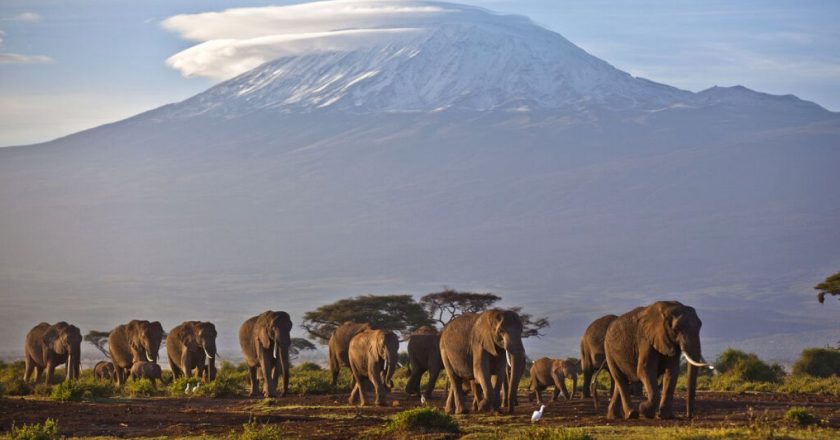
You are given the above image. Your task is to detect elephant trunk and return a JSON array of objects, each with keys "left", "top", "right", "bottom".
[
  {"left": 384, "top": 350, "right": 397, "bottom": 389},
  {"left": 687, "top": 363, "right": 698, "bottom": 418},
  {"left": 506, "top": 347, "right": 526, "bottom": 413}
]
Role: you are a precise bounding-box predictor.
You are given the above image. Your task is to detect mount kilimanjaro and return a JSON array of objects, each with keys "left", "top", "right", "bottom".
[{"left": 1, "top": 1, "right": 838, "bottom": 362}]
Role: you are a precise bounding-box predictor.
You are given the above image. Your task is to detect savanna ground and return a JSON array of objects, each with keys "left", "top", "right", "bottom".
[{"left": 2, "top": 357, "right": 840, "bottom": 439}]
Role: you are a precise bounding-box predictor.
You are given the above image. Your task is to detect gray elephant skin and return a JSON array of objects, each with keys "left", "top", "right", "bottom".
[
  {"left": 108, "top": 320, "right": 164, "bottom": 385},
  {"left": 529, "top": 357, "right": 578, "bottom": 405},
  {"left": 348, "top": 328, "right": 399, "bottom": 406},
  {"left": 580, "top": 314, "right": 617, "bottom": 399},
  {"left": 239, "top": 310, "right": 293, "bottom": 398},
  {"left": 405, "top": 326, "right": 443, "bottom": 400},
  {"left": 167, "top": 321, "right": 218, "bottom": 382},
  {"left": 130, "top": 361, "right": 164, "bottom": 386},
  {"left": 24, "top": 321, "right": 82, "bottom": 385},
  {"left": 94, "top": 361, "right": 116, "bottom": 382},
  {"left": 328, "top": 321, "right": 373, "bottom": 386},
  {"left": 440, "top": 309, "right": 526, "bottom": 414},
  {"left": 604, "top": 300, "right": 709, "bottom": 420}
]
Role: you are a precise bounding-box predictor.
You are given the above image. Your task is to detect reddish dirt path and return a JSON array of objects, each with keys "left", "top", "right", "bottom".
[{"left": 2, "top": 391, "right": 839, "bottom": 438}]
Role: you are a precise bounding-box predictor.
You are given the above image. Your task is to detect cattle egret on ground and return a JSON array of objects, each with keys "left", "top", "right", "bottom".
[
  {"left": 531, "top": 405, "right": 545, "bottom": 423},
  {"left": 420, "top": 394, "right": 427, "bottom": 405},
  {"left": 191, "top": 383, "right": 200, "bottom": 393},
  {"left": 184, "top": 383, "right": 190, "bottom": 394}
]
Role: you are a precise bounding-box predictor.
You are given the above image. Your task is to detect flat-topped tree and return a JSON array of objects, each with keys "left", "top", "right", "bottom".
[
  {"left": 302, "top": 295, "right": 434, "bottom": 344},
  {"left": 420, "top": 289, "right": 549, "bottom": 338},
  {"left": 816, "top": 271, "right": 840, "bottom": 304}
]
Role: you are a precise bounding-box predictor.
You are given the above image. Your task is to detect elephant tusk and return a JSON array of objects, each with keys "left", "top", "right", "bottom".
[
  {"left": 505, "top": 351, "right": 512, "bottom": 368},
  {"left": 204, "top": 347, "right": 214, "bottom": 360},
  {"left": 682, "top": 352, "right": 711, "bottom": 369},
  {"left": 145, "top": 351, "right": 154, "bottom": 362},
  {"left": 273, "top": 341, "right": 279, "bottom": 360}
]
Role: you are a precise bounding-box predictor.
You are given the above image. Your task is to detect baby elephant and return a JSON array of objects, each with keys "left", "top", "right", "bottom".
[
  {"left": 130, "top": 361, "right": 163, "bottom": 386},
  {"left": 529, "top": 357, "right": 579, "bottom": 405},
  {"left": 94, "top": 361, "right": 116, "bottom": 382}
]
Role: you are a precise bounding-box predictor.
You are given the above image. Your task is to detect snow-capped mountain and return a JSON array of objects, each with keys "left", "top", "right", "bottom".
[{"left": 1, "top": 1, "right": 839, "bottom": 362}]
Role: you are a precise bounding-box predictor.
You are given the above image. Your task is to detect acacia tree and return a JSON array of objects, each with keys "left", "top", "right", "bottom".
[
  {"left": 816, "top": 271, "right": 840, "bottom": 304},
  {"left": 419, "top": 288, "right": 549, "bottom": 338},
  {"left": 289, "top": 337, "right": 317, "bottom": 361},
  {"left": 84, "top": 330, "right": 111, "bottom": 358},
  {"left": 302, "top": 294, "right": 434, "bottom": 344}
]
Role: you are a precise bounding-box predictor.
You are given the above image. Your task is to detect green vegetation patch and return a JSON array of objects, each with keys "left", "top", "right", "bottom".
[
  {"left": 792, "top": 348, "right": 840, "bottom": 378},
  {"left": 8, "top": 418, "right": 60, "bottom": 440},
  {"left": 784, "top": 407, "right": 820, "bottom": 426},
  {"left": 232, "top": 418, "right": 285, "bottom": 440},
  {"left": 382, "top": 407, "right": 460, "bottom": 436}
]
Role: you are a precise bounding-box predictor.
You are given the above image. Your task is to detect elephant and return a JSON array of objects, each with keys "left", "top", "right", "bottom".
[
  {"left": 239, "top": 310, "right": 293, "bottom": 398},
  {"left": 603, "top": 300, "right": 709, "bottom": 420},
  {"left": 328, "top": 321, "right": 374, "bottom": 386},
  {"left": 23, "top": 322, "right": 82, "bottom": 385},
  {"left": 94, "top": 361, "right": 116, "bottom": 382},
  {"left": 405, "top": 326, "right": 443, "bottom": 401},
  {"left": 347, "top": 328, "right": 399, "bottom": 406},
  {"left": 580, "top": 314, "right": 618, "bottom": 399},
  {"left": 130, "top": 361, "right": 164, "bottom": 386},
  {"left": 528, "top": 357, "right": 578, "bottom": 405},
  {"left": 167, "top": 321, "right": 218, "bottom": 382},
  {"left": 439, "top": 309, "right": 526, "bottom": 414},
  {"left": 108, "top": 320, "right": 164, "bottom": 385}
]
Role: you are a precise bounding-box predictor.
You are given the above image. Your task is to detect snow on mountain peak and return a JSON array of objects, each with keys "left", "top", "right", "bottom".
[{"left": 160, "top": 1, "right": 696, "bottom": 116}]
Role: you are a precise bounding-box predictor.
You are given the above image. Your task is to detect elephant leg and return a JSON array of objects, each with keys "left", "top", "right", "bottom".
[
  {"left": 405, "top": 364, "right": 423, "bottom": 396},
  {"left": 426, "top": 364, "right": 441, "bottom": 400},
  {"left": 471, "top": 381, "right": 480, "bottom": 411},
  {"left": 535, "top": 384, "right": 545, "bottom": 405},
  {"left": 474, "top": 355, "right": 494, "bottom": 412},
  {"left": 259, "top": 348, "right": 276, "bottom": 398},
  {"left": 607, "top": 384, "right": 622, "bottom": 419},
  {"left": 45, "top": 361, "right": 56, "bottom": 385},
  {"left": 369, "top": 365, "right": 385, "bottom": 406},
  {"left": 607, "top": 360, "right": 636, "bottom": 420},
  {"left": 556, "top": 374, "right": 571, "bottom": 401},
  {"left": 581, "top": 367, "right": 593, "bottom": 399},
  {"left": 23, "top": 357, "right": 35, "bottom": 382},
  {"left": 171, "top": 363, "right": 183, "bottom": 380},
  {"left": 658, "top": 358, "right": 679, "bottom": 419},
  {"left": 247, "top": 365, "right": 259, "bottom": 397},
  {"left": 348, "top": 382, "right": 360, "bottom": 405},
  {"left": 638, "top": 362, "right": 660, "bottom": 419}
]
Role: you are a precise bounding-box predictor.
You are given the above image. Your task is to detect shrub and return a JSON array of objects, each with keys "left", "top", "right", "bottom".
[
  {"left": 792, "top": 348, "right": 840, "bottom": 378},
  {"left": 0, "top": 361, "right": 33, "bottom": 396},
  {"left": 502, "top": 427, "right": 592, "bottom": 440},
  {"left": 784, "top": 407, "right": 819, "bottom": 426},
  {"left": 50, "top": 377, "right": 115, "bottom": 401},
  {"left": 288, "top": 372, "right": 333, "bottom": 395},
  {"left": 194, "top": 373, "right": 244, "bottom": 398},
  {"left": 382, "top": 408, "right": 459, "bottom": 435},
  {"left": 714, "top": 348, "right": 784, "bottom": 383},
  {"left": 124, "top": 378, "right": 158, "bottom": 398},
  {"left": 293, "top": 362, "right": 322, "bottom": 372},
  {"left": 8, "top": 418, "right": 60, "bottom": 440},
  {"left": 234, "top": 418, "right": 284, "bottom": 440}
]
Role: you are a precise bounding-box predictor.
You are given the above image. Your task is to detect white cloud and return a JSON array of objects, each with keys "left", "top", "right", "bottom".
[
  {"left": 161, "top": 1, "right": 496, "bottom": 80},
  {"left": 3, "top": 12, "right": 42, "bottom": 23},
  {"left": 0, "top": 52, "right": 53, "bottom": 64}
]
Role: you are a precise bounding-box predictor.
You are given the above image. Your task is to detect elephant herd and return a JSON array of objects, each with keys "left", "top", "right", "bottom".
[{"left": 21, "top": 301, "right": 710, "bottom": 421}]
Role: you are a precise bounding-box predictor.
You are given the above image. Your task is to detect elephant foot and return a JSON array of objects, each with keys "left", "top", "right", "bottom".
[
  {"left": 639, "top": 401, "right": 656, "bottom": 419},
  {"left": 477, "top": 399, "right": 492, "bottom": 412},
  {"left": 279, "top": 391, "right": 287, "bottom": 398},
  {"left": 626, "top": 409, "right": 639, "bottom": 420},
  {"left": 659, "top": 408, "right": 675, "bottom": 420}
]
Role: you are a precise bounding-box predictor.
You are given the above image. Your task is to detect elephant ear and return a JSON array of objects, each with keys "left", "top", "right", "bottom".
[
  {"left": 42, "top": 325, "right": 60, "bottom": 349},
  {"left": 256, "top": 312, "right": 273, "bottom": 349},
  {"left": 151, "top": 321, "right": 164, "bottom": 338},
  {"left": 477, "top": 311, "right": 502, "bottom": 357},
  {"left": 640, "top": 302, "right": 677, "bottom": 356}
]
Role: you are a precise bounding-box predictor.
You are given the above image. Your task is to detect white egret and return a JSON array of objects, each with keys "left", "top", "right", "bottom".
[{"left": 531, "top": 405, "right": 545, "bottom": 423}]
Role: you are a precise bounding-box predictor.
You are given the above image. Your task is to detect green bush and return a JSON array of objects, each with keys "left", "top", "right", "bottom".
[
  {"left": 294, "top": 362, "right": 322, "bottom": 372},
  {"left": 8, "top": 418, "right": 60, "bottom": 440},
  {"left": 784, "top": 407, "right": 819, "bottom": 426},
  {"left": 124, "top": 378, "right": 158, "bottom": 398},
  {"left": 714, "top": 348, "right": 784, "bottom": 383},
  {"left": 195, "top": 373, "right": 244, "bottom": 398},
  {"left": 50, "top": 377, "right": 115, "bottom": 401},
  {"left": 792, "top": 348, "right": 840, "bottom": 378},
  {"left": 234, "top": 418, "right": 284, "bottom": 440},
  {"left": 288, "top": 372, "right": 333, "bottom": 395},
  {"left": 499, "top": 427, "right": 592, "bottom": 440},
  {"left": 382, "top": 407, "right": 459, "bottom": 435},
  {"left": 0, "top": 361, "right": 33, "bottom": 396},
  {"left": 169, "top": 376, "right": 202, "bottom": 397}
]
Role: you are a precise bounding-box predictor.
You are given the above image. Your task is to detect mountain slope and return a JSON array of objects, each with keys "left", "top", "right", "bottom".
[{"left": 1, "top": 1, "right": 838, "bottom": 361}]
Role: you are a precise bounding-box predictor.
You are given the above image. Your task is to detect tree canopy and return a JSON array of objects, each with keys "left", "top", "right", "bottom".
[
  {"left": 419, "top": 288, "right": 501, "bottom": 326},
  {"left": 84, "top": 330, "right": 111, "bottom": 358},
  {"left": 815, "top": 270, "right": 840, "bottom": 304},
  {"left": 289, "top": 337, "right": 317, "bottom": 360},
  {"left": 301, "top": 294, "right": 434, "bottom": 343}
]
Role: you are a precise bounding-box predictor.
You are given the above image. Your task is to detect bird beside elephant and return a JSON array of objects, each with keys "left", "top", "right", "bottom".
[
  {"left": 529, "top": 357, "right": 578, "bottom": 405},
  {"left": 93, "top": 361, "right": 116, "bottom": 382},
  {"left": 108, "top": 320, "right": 164, "bottom": 385},
  {"left": 439, "top": 309, "right": 526, "bottom": 414},
  {"left": 130, "top": 361, "right": 164, "bottom": 386},
  {"left": 348, "top": 328, "right": 399, "bottom": 406},
  {"left": 405, "top": 326, "right": 443, "bottom": 401},
  {"left": 328, "top": 322, "right": 374, "bottom": 387},
  {"left": 24, "top": 322, "right": 82, "bottom": 385},
  {"left": 239, "top": 310, "right": 293, "bottom": 398},
  {"left": 167, "top": 321, "right": 218, "bottom": 382},
  {"left": 604, "top": 300, "right": 710, "bottom": 420}
]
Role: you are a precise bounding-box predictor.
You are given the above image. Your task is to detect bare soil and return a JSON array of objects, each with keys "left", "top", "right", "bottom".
[{"left": 2, "top": 390, "right": 839, "bottom": 438}]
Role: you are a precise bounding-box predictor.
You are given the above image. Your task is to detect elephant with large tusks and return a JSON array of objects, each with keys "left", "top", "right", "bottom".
[
  {"left": 108, "top": 320, "right": 165, "bottom": 385},
  {"left": 167, "top": 321, "right": 218, "bottom": 382},
  {"left": 24, "top": 322, "right": 82, "bottom": 385},
  {"left": 604, "top": 300, "right": 709, "bottom": 420},
  {"left": 328, "top": 321, "right": 374, "bottom": 387},
  {"left": 239, "top": 311, "right": 293, "bottom": 398},
  {"left": 347, "top": 328, "right": 399, "bottom": 406},
  {"left": 405, "top": 326, "right": 443, "bottom": 401},
  {"left": 440, "top": 309, "right": 526, "bottom": 414},
  {"left": 529, "top": 357, "right": 578, "bottom": 405}
]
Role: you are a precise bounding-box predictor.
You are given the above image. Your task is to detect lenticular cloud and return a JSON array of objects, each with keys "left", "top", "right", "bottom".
[{"left": 162, "top": 0, "right": 478, "bottom": 80}]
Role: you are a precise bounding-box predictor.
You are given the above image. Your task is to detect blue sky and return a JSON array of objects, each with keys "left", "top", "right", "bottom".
[{"left": 1, "top": 0, "right": 839, "bottom": 146}]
